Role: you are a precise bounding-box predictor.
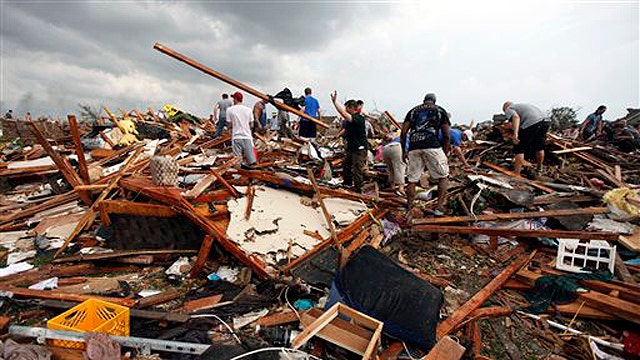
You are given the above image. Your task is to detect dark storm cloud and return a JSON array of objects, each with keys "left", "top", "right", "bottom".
[
  {"left": 2, "top": 1, "right": 289, "bottom": 87},
  {"left": 193, "top": 2, "right": 391, "bottom": 51}
]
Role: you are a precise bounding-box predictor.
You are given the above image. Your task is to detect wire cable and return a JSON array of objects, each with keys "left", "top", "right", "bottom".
[
  {"left": 189, "top": 314, "right": 241, "bottom": 344},
  {"left": 228, "top": 347, "right": 323, "bottom": 360}
]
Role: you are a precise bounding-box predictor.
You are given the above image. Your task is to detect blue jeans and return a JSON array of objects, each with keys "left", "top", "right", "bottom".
[{"left": 215, "top": 117, "right": 226, "bottom": 137}]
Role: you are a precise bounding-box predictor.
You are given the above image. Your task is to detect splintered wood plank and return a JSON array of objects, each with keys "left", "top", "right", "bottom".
[
  {"left": 0, "top": 286, "right": 136, "bottom": 307},
  {"left": 52, "top": 250, "right": 195, "bottom": 264},
  {"left": 413, "top": 225, "right": 619, "bottom": 241},
  {"left": 183, "top": 174, "right": 216, "bottom": 199},
  {"left": 466, "top": 321, "right": 481, "bottom": 358},
  {"left": 210, "top": 168, "right": 240, "bottom": 197},
  {"left": 189, "top": 235, "right": 214, "bottom": 278},
  {"left": 135, "top": 289, "right": 182, "bottom": 309},
  {"left": 244, "top": 185, "right": 255, "bottom": 220},
  {"left": 413, "top": 207, "right": 607, "bottom": 225},
  {"left": 256, "top": 310, "right": 300, "bottom": 327},
  {"left": 436, "top": 252, "right": 535, "bottom": 338},
  {"left": 180, "top": 294, "right": 223, "bottom": 313},
  {"left": 28, "top": 121, "right": 90, "bottom": 205},
  {"left": 424, "top": 336, "right": 466, "bottom": 360},
  {"left": 481, "top": 161, "right": 555, "bottom": 193},
  {"left": 99, "top": 200, "right": 177, "bottom": 218},
  {"left": 68, "top": 115, "right": 90, "bottom": 184}
]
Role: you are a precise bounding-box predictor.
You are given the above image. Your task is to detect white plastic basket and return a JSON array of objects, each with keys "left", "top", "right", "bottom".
[{"left": 556, "top": 239, "right": 615, "bottom": 274}]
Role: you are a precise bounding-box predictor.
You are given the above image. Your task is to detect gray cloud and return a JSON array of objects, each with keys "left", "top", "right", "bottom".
[{"left": 0, "top": 1, "right": 638, "bottom": 123}]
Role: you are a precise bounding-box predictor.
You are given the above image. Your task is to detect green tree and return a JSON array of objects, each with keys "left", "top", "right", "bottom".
[
  {"left": 548, "top": 106, "right": 579, "bottom": 131},
  {"left": 77, "top": 103, "right": 102, "bottom": 124}
]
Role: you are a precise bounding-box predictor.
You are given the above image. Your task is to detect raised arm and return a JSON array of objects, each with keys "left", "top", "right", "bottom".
[{"left": 330, "top": 91, "right": 352, "bottom": 121}]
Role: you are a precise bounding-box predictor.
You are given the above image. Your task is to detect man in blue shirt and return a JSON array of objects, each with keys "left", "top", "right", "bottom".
[
  {"left": 299, "top": 87, "right": 320, "bottom": 140},
  {"left": 580, "top": 105, "right": 607, "bottom": 140},
  {"left": 439, "top": 128, "right": 473, "bottom": 170}
]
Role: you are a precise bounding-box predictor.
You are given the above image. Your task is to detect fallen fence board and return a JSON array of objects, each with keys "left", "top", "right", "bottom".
[
  {"left": 436, "top": 252, "right": 535, "bottom": 338},
  {"left": 413, "top": 207, "right": 607, "bottom": 225},
  {"left": 413, "top": 225, "right": 619, "bottom": 241}
]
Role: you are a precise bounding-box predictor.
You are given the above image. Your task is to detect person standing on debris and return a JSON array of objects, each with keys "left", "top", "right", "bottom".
[
  {"left": 382, "top": 125, "right": 405, "bottom": 195},
  {"left": 331, "top": 91, "right": 367, "bottom": 193},
  {"left": 439, "top": 128, "right": 473, "bottom": 171},
  {"left": 24, "top": 112, "right": 32, "bottom": 121},
  {"left": 4, "top": 110, "right": 13, "bottom": 119},
  {"left": 269, "top": 111, "right": 279, "bottom": 132},
  {"left": 300, "top": 87, "right": 320, "bottom": 140},
  {"left": 580, "top": 105, "right": 607, "bottom": 140},
  {"left": 503, "top": 101, "right": 550, "bottom": 176},
  {"left": 401, "top": 93, "right": 451, "bottom": 214},
  {"left": 213, "top": 93, "right": 233, "bottom": 138},
  {"left": 253, "top": 98, "right": 268, "bottom": 131},
  {"left": 227, "top": 92, "right": 258, "bottom": 167}
]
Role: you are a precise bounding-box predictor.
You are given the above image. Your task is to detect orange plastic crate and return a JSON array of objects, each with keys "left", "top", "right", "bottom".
[{"left": 47, "top": 298, "right": 130, "bottom": 349}]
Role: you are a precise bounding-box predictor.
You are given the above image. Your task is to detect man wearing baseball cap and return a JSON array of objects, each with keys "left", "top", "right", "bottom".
[
  {"left": 401, "top": 93, "right": 451, "bottom": 214},
  {"left": 227, "top": 92, "right": 258, "bottom": 166}
]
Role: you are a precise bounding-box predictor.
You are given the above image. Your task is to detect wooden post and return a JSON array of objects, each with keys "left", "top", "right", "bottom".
[
  {"left": 189, "top": 235, "right": 214, "bottom": 278},
  {"left": 28, "top": 121, "right": 91, "bottom": 205},
  {"left": 210, "top": 168, "right": 240, "bottom": 197},
  {"left": 307, "top": 168, "right": 343, "bottom": 255},
  {"left": 68, "top": 115, "right": 90, "bottom": 184},
  {"left": 436, "top": 251, "right": 536, "bottom": 338},
  {"left": 383, "top": 111, "right": 402, "bottom": 130},
  {"left": 244, "top": 185, "right": 255, "bottom": 220},
  {"left": 153, "top": 42, "right": 328, "bottom": 129}
]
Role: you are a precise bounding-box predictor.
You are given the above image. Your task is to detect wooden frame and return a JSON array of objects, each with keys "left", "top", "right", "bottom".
[{"left": 292, "top": 302, "right": 383, "bottom": 360}]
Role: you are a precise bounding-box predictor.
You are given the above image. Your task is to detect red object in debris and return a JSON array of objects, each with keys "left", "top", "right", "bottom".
[
  {"left": 590, "top": 178, "right": 605, "bottom": 188},
  {"left": 624, "top": 331, "right": 640, "bottom": 359}
]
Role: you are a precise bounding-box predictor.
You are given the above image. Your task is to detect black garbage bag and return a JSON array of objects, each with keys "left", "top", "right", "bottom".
[{"left": 329, "top": 246, "right": 443, "bottom": 352}]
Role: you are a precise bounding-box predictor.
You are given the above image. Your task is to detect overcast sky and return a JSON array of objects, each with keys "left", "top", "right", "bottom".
[{"left": 1, "top": 0, "right": 638, "bottom": 125}]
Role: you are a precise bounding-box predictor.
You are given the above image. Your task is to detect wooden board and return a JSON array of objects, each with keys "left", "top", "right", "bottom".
[
  {"left": 413, "top": 224, "right": 620, "bottom": 241},
  {"left": 424, "top": 336, "right": 466, "bottom": 360},
  {"left": 436, "top": 252, "right": 534, "bottom": 338}
]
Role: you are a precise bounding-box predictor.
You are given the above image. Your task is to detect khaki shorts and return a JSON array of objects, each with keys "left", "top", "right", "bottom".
[
  {"left": 407, "top": 148, "right": 449, "bottom": 183},
  {"left": 382, "top": 143, "right": 405, "bottom": 185}
]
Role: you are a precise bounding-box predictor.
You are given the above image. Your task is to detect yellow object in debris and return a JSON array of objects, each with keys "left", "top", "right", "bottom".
[
  {"left": 163, "top": 104, "right": 179, "bottom": 117},
  {"left": 47, "top": 298, "right": 130, "bottom": 350},
  {"left": 117, "top": 117, "right": 139, "bottom": 146},
  {"left": 603, "top": 188, "right": 640, "bottom": 220}
]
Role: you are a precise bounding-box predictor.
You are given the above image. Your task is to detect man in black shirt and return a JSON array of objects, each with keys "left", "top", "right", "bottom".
[
  {"left": 331, "top": 91, "right": 368, "bottom": 193},
  {"left": 401, "top": 93, "right": 451, "bottom": 213}
]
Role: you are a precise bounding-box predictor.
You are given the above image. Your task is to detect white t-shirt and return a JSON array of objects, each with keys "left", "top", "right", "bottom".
[{"left": 226, "top": 104, "right": 254, "bottom": 140}]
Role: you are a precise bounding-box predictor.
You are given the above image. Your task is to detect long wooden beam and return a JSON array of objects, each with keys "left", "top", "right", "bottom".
[
  {"left": 481, "top": 161, "right": 555, "bottom": 193},
  {"left": 0, "top": 286, "right": 136, "bottom": 307},
  {"left": 436, "top": 252, "right": 535, "bottom": 338},
  {"left": 153, "top": 42, "right": 329, "bottom": 129},
  {"left": 412, "top": 224, "right": 620, "bottom": 241},
  {"left": 98, "top": 200, "right": 177, "bottom": 218},
  {"left": 413, "top": 207, "right": 607, "bottom": 225}
]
